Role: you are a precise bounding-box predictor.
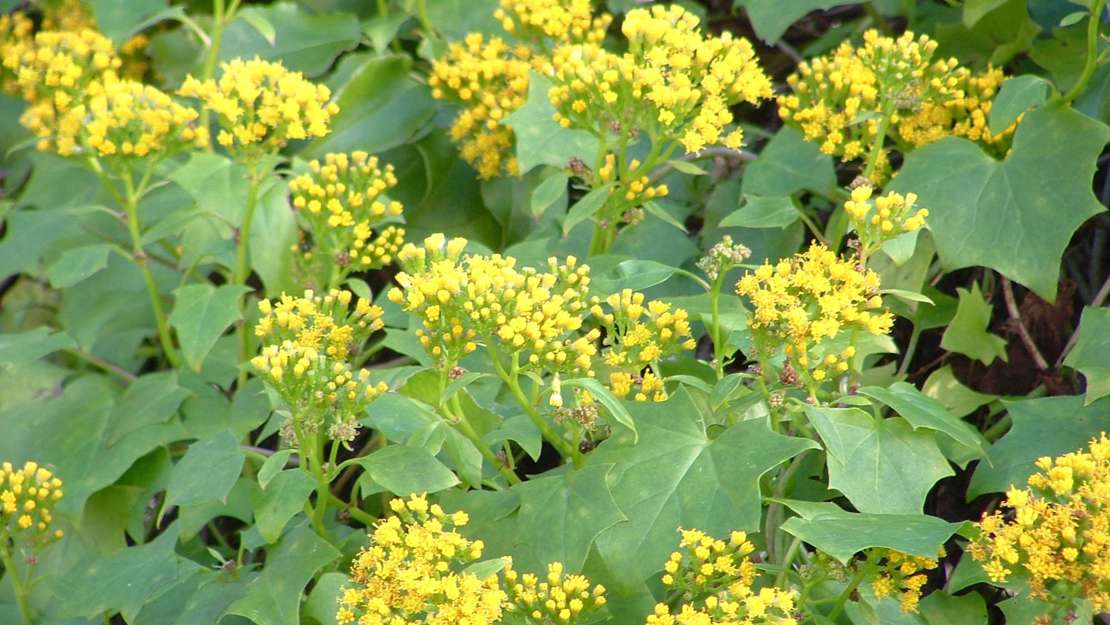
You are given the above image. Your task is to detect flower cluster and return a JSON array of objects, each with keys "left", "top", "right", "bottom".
[
  {"left": 179, "top": 57, "right": 337, "bottom": 156},
  {"left": 388, "top": 234, "right": 599, "bottom": 375},
  {"left": 649, "top": 528, "right": 798, "bottom": 625},
  {"left": 778, "top": 30, "right": 964, "bottom": 180},
  {"left": 494, "top": 0, "right": 611, "bottom": 45},
  {"left": 592, "top": 289, "right": 695, "bottom": 402},
  {"left": 896, "top": 66, "right": 1016, "bottom": 154},
  {"left": 843, "top": 185, "right": 929, "bottom": 257},
  {"left": 596, "top": 153, "right": 669, "bottom": 210},
  {"left": 697, "top": 235, "right": 752, "bottom": 281},
  {"left": 736, "top": 243, "right": 892, "bottom": 383},
  {"left": 549, "top": 4, "right": 772, "bottom": 154},
  {"left": 251, "top": 289, "right": 387, "bottom": 446},
  {"left": 0, "top": 12, "right": 33, "bottom": 95},
  {"left": 502, "top": 560, "right": 608, "bottom": 624},
  {"left": 865, "top": 548, "right": 941, "bottom": 613},
  {"left": 35, "top": 0, "right": 151, "bottom": 79},
  {"left": 288, "top": 151, "right": 406, "bottom": 288},
  {"left": 969, "top": 433, "right": 1110, "bottom": 615},
  {"left": 1, "top": 461, "right": 64, "bottom": 546},
  {"left": 48, "top": 73, "right": 206, "bottom": 158},
  {"left": 338, "top": 495, "right": 505, "bottom": 625}
]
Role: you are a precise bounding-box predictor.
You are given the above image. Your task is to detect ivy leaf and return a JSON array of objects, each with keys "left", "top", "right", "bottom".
[
  {"left": 740, "top": 126, "right": 837, "bottom": 198},
  {"left": 940, "top": 283, "right": 1008, "bottom": 365},
  {"left": 588, "top": 389, "right": 817, "bottom": 591},
  {"left": 922, "top": 365, "right": 997, "bottom": 419},
  {"left": 969, "top": 395, "right": 1110, "bottom": 498},
  {"left": 857, "top": 382, "right": 986, "bottom": 455},
  {"left": 530, "top": 170, "right": 570, "bottom": 218},
  {"left": 0, "top": 327, "right": 74, "bottom": 371},
  {"left": 510, "top": 463, "right": 626, "bottom": 572},
  {"left": 505, "top": 73, "right": 599, "bottom": 175},
  {"left": 805, "top": 406, "right": 953, "bottom": 514},
  {"left": 169, "top": 283, "right": 250, "bottom": 372},
  {"left": 720, "top": 195, "right": 799, "bottom": 229},
  {"left": 562, "top": 184, "right": 612, "bottom": 237},
  {"left": 46, "top": 243, "right": 113, "bottom": 288},
  {"left": 1063, "top": 306, "right": 1110, "bottom": 405},
  {"left": 989, "top": 75, "right": 1050, "bottom": 134},
  {"left": 777, "top": 500, "right": 962, "bottom": 563},
  {"left": 892, "top": 105, "right": 1110, "bottom": 301},
  {"left": 224, "top": 521, "right": 340, "bottom": 625},
  {"left": 304, "top": 572, "right": 348, "bottom": 625},
  {"left": 253, "top": 469, "right": 317, "bottom": 543},
  {"left": 164, "top": 430, "right": 244, "bottom": 510},
  {"left": 352, "top": 444, "right": 460, "bottom": 497},
  {"left": 918, "top": 592, "right": 989, "bottom": 625},
  {"left": 107, "top": 372, "right": 193, "bottom": 444},
  {"left": 258, "top": 449, "right": 294, "bottom": 490},
  {"left": 734, "top": 0, "right": 862, "bottom": 43},
  {"left": 219, "top": 3, "right": 360, "bottom": 77}
]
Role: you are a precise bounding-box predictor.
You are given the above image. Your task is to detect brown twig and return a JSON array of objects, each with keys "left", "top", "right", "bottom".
[
  {"left": 1000, "top": 276, "right": 1049, "bottom": 371},
  {"left": 1056, "top": 273, "right": 1110, "bottom": 368}
]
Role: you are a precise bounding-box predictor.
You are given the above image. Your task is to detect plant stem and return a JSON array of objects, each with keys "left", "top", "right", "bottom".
[
  {"left": 489, "top": 348, "right": 581, "bottom": 466},
  {"left": 709, "top": 274, "right": 725, "bottom": 380},
  {"left": 302, "top": 432, "right": 331, "bottom": 539},
  {"left": 897, "top": 324, "right": 921, "bottom": 377},
  {"left": 120, "top": 167, "right": 183, "bottom": 368},
  {"left": 199, "top": 0, "right": 229, "bottom": 150},
  {"left": 776, "top": 535, "right": 803, "bottom": 587},
  {"left": 234, "top": 162, "right": 263, "bottom": 388},
  {"left": 826, "top": 566, "right": 869, "bottom": 621},
  {"left": 66, "top": 348, "right": 138, "bottom": 383},
  {"left": 0, "top": 542, "right": 32, "bottom": 625},
  {"left": 862, "top": 104, "right": 894, "bottom": 182},
  {"left": 1061, "top": 0, "right": 1108, "bottom": 105},
  {"left": 446, "top": 393, "right": 522, "bottom": 485}
]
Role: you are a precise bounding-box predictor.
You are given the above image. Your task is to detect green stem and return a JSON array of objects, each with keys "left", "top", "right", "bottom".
[
  {"left": 709, "top": 274, "right": 725, "bottom": 380},
  {"left": 862, "top": 104, "right": 894, "bottom": 182},
  {"left": 447, "top": 392, "right": 522, "bottom": 485},
  {"left": 896, "top": 324, "right": 921, "bottom": 377},
  {"left": 120, "top": 167, "right": 183, "bottom": 369},
  {"left": 1061, "top": 0, "right": 1107, "bottom": 105},
  {"left": 199, "top": 0, "right": 229, "bottom": 150},
  {"left": 235, "top": 163, "right": 263, "bottom": 389},
  {"left": 775, "top": 535, "right": 803, "bottom": 587},
  {"left": 0, "top": 541, "right": 32, "bottom": 625},
  {"left": 303, "top": 433, "right": 331, "bottom": 539},
  {"left": 826, "top": 566, "right": 869, "bottom": 621},
  {"left": 489, "top": 348, "right": 581, "bottom": 466},
  {"left": 983, "top": 413, "right": 1012, "bottom": 442}
]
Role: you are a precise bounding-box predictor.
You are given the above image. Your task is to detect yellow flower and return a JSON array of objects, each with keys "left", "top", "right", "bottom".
[
  {"left": 970, "top": 432, "right": 1110, "bottom": 614},
  {"left": 896, "top": 65, "right": 1016, "bottom": 154},
  {"left": 1, "top": 461, "right": 65, "bottom": 544},
  {"left": 778, "top": 29, "right": 965, "bottom": 181},
  {"left": 0, "top": 12, "right": 34, "bottom": 95},
  {"left": 494, "top": 0, "right": 610, "bottom": 44},
  {"left": 735, "top": 243, "right": 892, "bottom": 381},
  {"left": 339, "top": 495, "right": 506, "bottom": 625},
  {"left": 843, "top": 185, "right": 930, "bottom": 256},
  {"left": 288, "top": 151, "right": 405, "bottom": 287},
  {"left": 862, "top": 548, "right": 941, "bottom": 614},
  {"left": 501, "top": 560, "right": 607, "bottom": 624},
  {"left": 252, "top": 289, "right": 387, "bottom": 446},
  {"left": 550, "top": 4, "right": 771, "bottom": 155},
  {"left": 179, "top": 57, "right": 337, "bottom": 155}
]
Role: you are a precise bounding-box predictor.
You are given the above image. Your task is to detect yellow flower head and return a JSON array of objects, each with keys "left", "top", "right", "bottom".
[
  {"left": 494, "top": 0, "right": 611, "bottom": 44},
  {"left": 429, "top": 33, "right": 533, "bottom": 179},
  {"left": 0, "top": 461, "right": 65, "bottom": 545},
  {"left": 843, "top": 185, "right": 929, "bottom": 255},
  {"left": 389, "top": 234, "right": 598, "bottom": 375},
  {"left": 970, "top": 432, "right": 1110, "bottom": 614},
  {"left": 648, "top": 527, "right": 797, "bottom": 625},
  {"left": 34, "top": 0, "right": 151, "bottom": 79},
  {"left": 288, "top": 151, "right": 405, "bottom": 288},
  {"left": 778, "top": 29, "right": 965, "bottom": 181},
  {"left": 5, "top": 28, "right": 120, "bottom": 104},
  {"left": 550, "top": 4, "right": 771, "bottom": 155},
  {"left": 252, "top": 288, "right": 387, "bottom": 446},
  {"left": 501, "top": 560, "right": 607, "bottom": 624},
  {"left": 40, "top": 73, "right": 206, "bottom": 158},
  {"left": 864, "top": 548, "right": 941, "bottom": 613},
  {"left": 735, "top": 243, "right": 892, "bottom": 381},
  {"left": 0, "top": 12, "right": 34, "bottom": 95},
  {"left": 179, "top": 57, "right": 337, "bottom": 155},
  {"left": 338, "top": 495, "right": 506, "bottom": 625},
  {"left": 896, "top": 65, "right": 1016, "bottom": 154}
]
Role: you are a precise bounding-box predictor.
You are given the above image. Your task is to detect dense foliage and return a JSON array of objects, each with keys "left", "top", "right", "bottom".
[{"left": 0, "top": 0, "right": 1108, "bottom": 624}]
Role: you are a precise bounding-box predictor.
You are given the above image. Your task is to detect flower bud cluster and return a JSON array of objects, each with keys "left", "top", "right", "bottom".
[{"left": 1, "top": 461, "right": 64, "bottom": 546}]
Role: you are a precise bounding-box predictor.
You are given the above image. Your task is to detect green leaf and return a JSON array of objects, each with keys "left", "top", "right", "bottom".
[
  {"left": 89, "top": 0, "right": 166, "bottom": 44},
  {"left": 857, "top": 382, "right": 986, "bottom": 454},
  {"left": 108, "top": 371, "right": 192, "bottom": 445},
  {"left": 741, "top": 127, "right": 837, "bottom": 199},
  {"left": 510, "top": 463, "right": 626, "bottom": 572},
  {"left": 258, "top": 449, "right": 294, "bottom": 490},
  {"left": 253, "top": 469, "right": 317, "bottom": 543},
  {"left": 891, "top": 105, "right": 1110, "bottom": 301},
  {"left": 989, "top": 75, "right": 1050, "bottom": 134},
  {"left": 735, "top": 0, "right": 862, "bottom": 43},
  {"left": 169, "top": 283, "right": 250, "bottom": 372},
  {"left": 164, "top": 431, "right": 244, "bottom": 510},
  {"left": 1063, "top": 306, "right": 1110, "bottom": 405},
  {"left": 969, "top": 395, "right": 1110, "bottom": 498},
  {"left": 805, "top": 406, "right": 953, "bottom": 514},
  {"left": 225, "top": 522, "right": 340, "bottom": 625},
  {"left": 354, "top": 444, "right": 460, "bottom": 496},
  {"left": 918, "top": 591, "right": 989, "bottom": 625},
  {"left": 304, "top": 54, "right": 435, "bottom": 157},
  {"left": 588, "top": 389, "right": 817, "bottom": 590},
  {"left": 667, "top": 159, "right": 707, "bottom": 175},
  {"left": 964, "top": 0, "right": 1010, "bottom": 26},
  {"left": 1058, "top": 10, "right": 1088, "bottom": 26},
  {"left": 219, "top": 3, "right": 360, "bottom": 77},
  {"left": 922, "top": 365, "right": 997, "bottom": 418},
  {"left": 239, "top": 9, "right": 277, "bottom": 45},
  {"left": 304, "top": 572, "right": 348, "bottom": 625},
  {"left": 54, "top": 524, "right": 201, "bottom": 621},
  {"left": 590, "top": 258, "right": 679, "bottom": 294},
  {"left": 47, "top": 243, "right": 113, "bottom": 288},
  {"left": 940, "top": 283, "right": 1008, "bottom": 365},
  {"left": 169, "top": 152, "right": 248, "bottom": 228},
  {"left": 505, "top": 73, "right": 599, "bottom": 174},
  {"left": 777, "top": 501, "right": 962, "bottom": 563},
  {"left": 562, "top": 185, "right": 612, "bottom": 236},
  {"left": 560, "top": 377, "right": 637, "bottom": 443},
  {"left": 643, "top": 200, "right": 688, "bottom": 233},
  {"left": 0, "top": 327, "right": 74, "bottom": 371},
  {"left": 530, "top": 170, "right": 569, "bottom": 218},
  {"left": 720, "top": 194, "right": 799, "bottom": 229}
]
